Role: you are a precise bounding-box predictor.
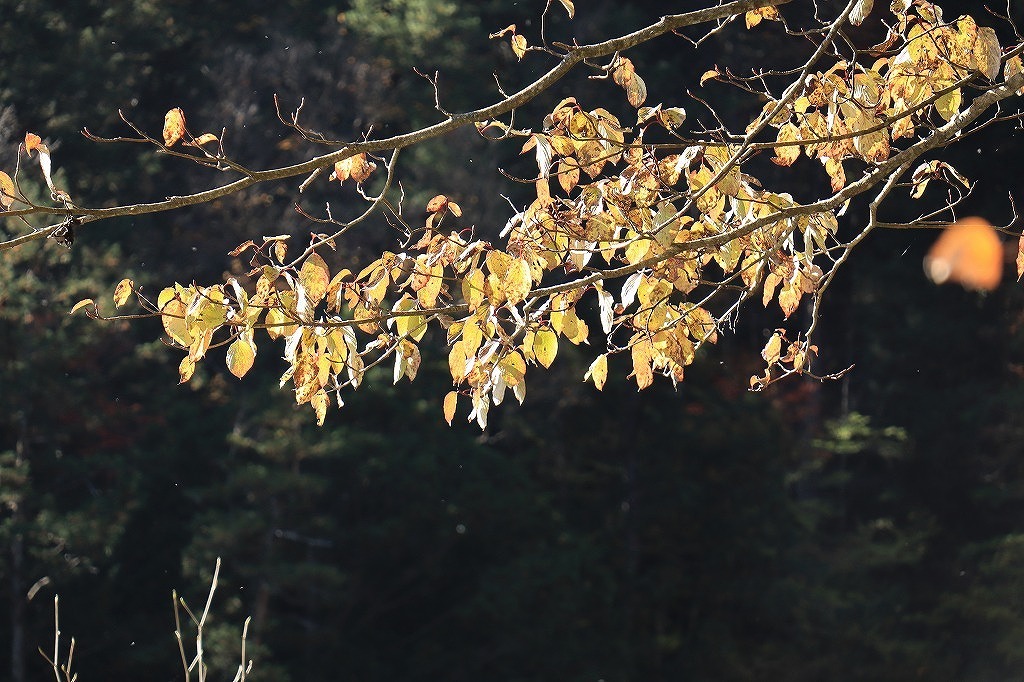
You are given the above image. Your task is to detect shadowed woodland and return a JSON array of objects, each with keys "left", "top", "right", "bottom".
[{"left": 5, "top": 1, "right": 1024, "bottom": 680}]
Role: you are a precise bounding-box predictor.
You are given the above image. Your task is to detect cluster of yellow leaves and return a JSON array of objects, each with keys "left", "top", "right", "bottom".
[
  {"left": 757, "top": 1, "right": 1005, "bottom": 192},
  {"left": 77, "top": 0, "right": 1024, "bottom": 428}
]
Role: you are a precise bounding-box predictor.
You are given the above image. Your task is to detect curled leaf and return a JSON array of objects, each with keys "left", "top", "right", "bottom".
[
  {"left": 24, "top": 132, "right": 42, "bottom": 153},
  {"left": 69, "top": 298, "right": 95, "bottom": 315}
]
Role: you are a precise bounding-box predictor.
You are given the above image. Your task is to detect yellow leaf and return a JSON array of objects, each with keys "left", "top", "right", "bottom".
[
  {"left": 0, "top": 170, "right": 15, "bottom": 210},
  {"left": 630, "top": 341, "right": 654, "bottom": 390},
  {"left": 300, "top": 252, "right": 331, "bottom": 305},
  {"left": 974, "top": 27, "right": 1001, "bottom": 81},
  {"left": 449, "top": 341, "right": 469, "bottom": 382},
  {"left": 699, "top": 69, "right": 720, "bottom": 86},
  {"left": 935, "top": 88, "right": 961, "bottom": 122},
  {"left": 160, "top": 294, "right": 194, "bottom": 346},
  {"left": 772, "top": 123, "right": 801, "bottom": 166},
  {"left": 533, "top": 328, "right": 558, "bottom": 368},
  {"left": 1004, "top": 55, "right": 1024, "bottom": 95},
  {"left": 462, "top": 268, "right": 486, "bottom": 311},
  {"left": 311, "top": 389, "right": 329, "bottom": 426},
  {"left": 113, "top": 278, "right": 134, "bottom": 307},
  {"left": 511, "top": 33, "right": 527, "bottom": 60},
  {"left": 416, "top": 260, "right": 445, "bottom": 308},
  {"left": 585, "top": 354, "right": 608, "bottom": 391},
  {"left": 226, "top": 336, "right": 256, "bottom": 379},
  {"left": 762, "top": 333, "right": 782, "bottom": 365},
  {"left": 192, "top": 133, "right": 219, "bottom": 146},
  {"left": 443, "top": 390, "right": 458, "bottom": 425},
  {"left": 394, "top": 295, "right": 428, "bottom": 342},
  {"left": 498, "top": 351, "right": 527, "bottom": 387},
  {"left": 178, "top": 356, "right": 196, "bottom": 384},
  {"left": 69, "top": 298, "right": 95, "bottom": 315},
  {"left": 163, "top": 108, "right": 186, "bottom": 146},
  {"left": 556, "top": 0, "right": 574, "bottom": 18}
]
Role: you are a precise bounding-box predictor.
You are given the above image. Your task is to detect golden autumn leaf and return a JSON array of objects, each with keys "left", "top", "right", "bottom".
[
  {"left": 1018, "top": 231, "right": 1024, "bottom": 282},
  {"left": 191, "top": 132, "right": 219, "bottom": 146},
  {"left": 178, "top": 356, "right": 196, "bottom": 384},
  {"left": 69, "top": 298, "right": 96, "bottom": 315},
  {"left": 533, "top": 328, "right": 558, "bottom": 368},
  {"left": 163, "top": 108, "right": 186, "bottom": 146},
  {"left": 699, "top": 68, "right": 720, "bottom": 86},
  {"left": 311, "top": 388, "right": 329, "bottom": 426},
  {"left": 443, "top": 390, "right": 458, "bottom": 425},
  {"left": 584, "top": 354, "right": 608, "bottom": 391},
  {"left": 0, "top": 170, "right": 15, "bottom": 209},
  {"left": 299, "top": 252, "right": 331, "bottom": 305},
  {"left": 113, "top": 278, "right": 134, "bottom": 307},
  {"left": 226, "top": 337, "right": 256, "bottom": 379},
  {"left": 925, "top": 217, "right": 1003, "bottom": 291},
  {"left": 511, "top": 33, "right": 527, "bottom": 60}
]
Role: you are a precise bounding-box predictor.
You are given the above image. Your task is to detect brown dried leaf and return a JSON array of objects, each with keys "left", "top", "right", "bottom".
[
  {"left": 24, "top": 132, "right": 42, "bottom": 153},
  {"left": 163, "top": 108, "right": 186, "bottom": 147}
]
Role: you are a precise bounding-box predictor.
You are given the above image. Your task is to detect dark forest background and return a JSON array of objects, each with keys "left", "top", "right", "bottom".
[{"left": 5, "top": 1, "right": 1024, "bottom": 680}]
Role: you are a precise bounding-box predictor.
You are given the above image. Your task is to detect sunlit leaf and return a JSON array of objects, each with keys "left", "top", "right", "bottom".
[
  {"left": 533, "top": 328, "right": 558, "bottom": 368},
  {"left": 331, "top": 153, "right": 377, "bottom": 184},
  {"left": 300, "top": 252, "right": 331, "bottom": 305},
  {"left": 511, "top": 33, "right": 527, "bottom": 60},
  {"left": 163, "top": 108, "right": 186, "bottom": 146},
  {"left": 556, "top": 0, "right": 574, "bottom": 18},
  {"left": 178, "top": 356, "right": 196, "bottom": 384},
  {"left": 0, "top": 170, "right": 15, "bottom": 209},
  {"left": 584, "top": 354, "right": 608, "bottom": 390},
  {"left": 311, "top": 388, "right": 329, "bottom": 426},
  {"left": 226, "top": 336, "right": 257, "bottom": 379},
  {"left": 113, "top": 278, "right": 134, "bottom": 307},
  {"left": 69, "top": 298, "right": 95, "bottom": 315},
  {"left": 443, "top": 390, "right": 458, "bottom": 425}
]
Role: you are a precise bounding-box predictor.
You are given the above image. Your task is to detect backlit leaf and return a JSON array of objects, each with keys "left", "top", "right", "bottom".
[
  {"left": 69, "top": 298, "right": 95, "bottom": 315},
  {"left": 0, "top": 170, "right": 15, "bottom": 209},
  {"left": 443, "top": 390, "right": 458, "bottom": 425},
  {"left": 332, "top": 153, "right": 377, "bottom": 184},
  {"left": 533, "top": 328, "right": 558, "bottom": 368},
  {"left": 226, "top": 336, "right": 256, "bottom": 379},
  {"left": 163, "top": 108, "right": 186, "bottom": 146},
  {"left": 113, "top": 278, "right": 134, "bottom": 307},
  {"left": 178, "top": 356, "right": 196, "bottom": 384},
  {"left": 311, "top": 389, "right": 329, "bottom": 426},
  {"left": 584, "top": 354, "right": 608, "bottom": 391},
  {"left": 556, "top": 0, "right": 574, "bottom": 18},
  {"left": 24, "top": 132, "right": 42, "bottom": 153},
  {"left": 300, "top": 252, "right": 330, "bottom": 305},
  {"left": 511, "top": 33, "right": 527, "bottom": 60}
]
